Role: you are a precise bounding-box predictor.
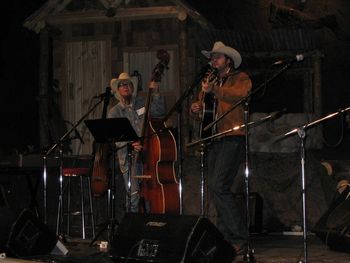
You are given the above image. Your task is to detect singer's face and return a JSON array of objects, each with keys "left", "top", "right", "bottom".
[
  {"left": 210, "top": 53, "right": 230, "bottom": 72},
  {"left": 118, "top": 81, "right": 133, "bottom": 99}
]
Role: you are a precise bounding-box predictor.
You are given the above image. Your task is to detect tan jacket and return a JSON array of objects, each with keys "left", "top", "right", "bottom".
[{"left": 205, "top": 71, "right": 252, "bottom": 137}]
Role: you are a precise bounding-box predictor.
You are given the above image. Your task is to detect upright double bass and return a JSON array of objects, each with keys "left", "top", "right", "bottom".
[{"left": 138, "top": 50, "right": 180, "bottom": 214}]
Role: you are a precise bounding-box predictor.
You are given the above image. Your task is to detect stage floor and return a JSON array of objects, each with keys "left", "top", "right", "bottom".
[{"left": 5, "top": 234, "right": 348, "bottom": 263}]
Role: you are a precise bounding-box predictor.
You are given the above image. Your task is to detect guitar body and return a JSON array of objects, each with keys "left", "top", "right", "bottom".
[
  {"left": 141, "top": 118, "right": 179, "bottom": 214},
  {"left": 199, "top": 92, "right": 216, "bottom": 138}
]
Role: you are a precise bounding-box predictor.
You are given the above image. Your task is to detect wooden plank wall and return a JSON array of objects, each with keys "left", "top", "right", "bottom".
[{"left": 63, "top": 40, "right": 111, "bottom": 154}]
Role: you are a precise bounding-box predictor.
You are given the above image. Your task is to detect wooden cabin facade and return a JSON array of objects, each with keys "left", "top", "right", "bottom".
[
  {"left": 24, "top": 0, "right": 324, "bottom": 155},
  {"left": 24, "top": 0, "right": 211, "bottom": 154}
]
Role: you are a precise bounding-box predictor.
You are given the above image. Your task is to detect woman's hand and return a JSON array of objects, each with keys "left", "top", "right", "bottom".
[
  {"left": 132, "top": 141, "right": 143, "bottom": 152},
  {"left": 149, "top": 81, "right": 159, "bottom": 90}
]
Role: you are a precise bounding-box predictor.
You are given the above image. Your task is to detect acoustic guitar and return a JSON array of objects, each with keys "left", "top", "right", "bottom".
[{"left": 199, "top": 91, "right": 216, "bottom": 139}]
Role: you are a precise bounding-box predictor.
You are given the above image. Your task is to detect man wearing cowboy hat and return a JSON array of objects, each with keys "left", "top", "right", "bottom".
[
  {"left": 190, "top": 41, "right": 252, "bottom": 254},
  {"left": 108, "top": 72, "right": 166, "bottom": 212}
]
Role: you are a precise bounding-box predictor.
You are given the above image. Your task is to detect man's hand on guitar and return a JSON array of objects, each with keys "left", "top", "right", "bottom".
[
  {"left": 132, "top": 141, "right": 143, "bottom": 152},
  {"left": 190, "top": 101, "right": 203, "bottom": 114}
]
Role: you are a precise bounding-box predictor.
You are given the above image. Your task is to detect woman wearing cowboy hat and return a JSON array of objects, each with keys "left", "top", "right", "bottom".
[
  {"left": 108, "top": 72, "right": 166, "bottom": 212},
  {"left": 190, "top": 41, "right": 252, "bottom": 254}
]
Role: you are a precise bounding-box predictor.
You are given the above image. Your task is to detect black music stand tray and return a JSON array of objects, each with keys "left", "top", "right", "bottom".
[
  {"left": 85, "top": 117, "right": 139, "bottom": 144},
  {"left": 84, "top": 117, "right": 139, "bottom": 245}
]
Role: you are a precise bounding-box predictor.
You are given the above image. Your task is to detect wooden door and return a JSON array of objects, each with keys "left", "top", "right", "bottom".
[{"left": 62, "top": 40, "right": 111, "bottom": 154}]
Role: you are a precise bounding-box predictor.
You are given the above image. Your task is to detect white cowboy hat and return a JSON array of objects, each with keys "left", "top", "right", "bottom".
[
  {"left": 201, "top": 41, "right": 242, "bottom": 69},
  {"left": 110, "top": 72, "right": 138, "bottom": 98}
]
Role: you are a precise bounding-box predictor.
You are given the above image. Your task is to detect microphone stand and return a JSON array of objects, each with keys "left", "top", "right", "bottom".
[
  {"left": 275, "top": 106, "right": 350, "bottom": 263},
  {"left": 242, "top": 100, "right": 255, "bottom": 263},
  {"left": 186, "top": 110, "right": 286, "bottom": 148},
  {"left": 187, "top": 110, "right": 285, "bottom": 225},
  {"left": 163, "top": 70, "right": 207, "bottom": 214},
  {"left": 42, "top": 92, "right": 107, "bottom": 227},
  {"left": 201, "top": 62, "right": 297, "bottom": 263},
  {"left": 85, "top": 117, "right": 138, "bottom": 247}
]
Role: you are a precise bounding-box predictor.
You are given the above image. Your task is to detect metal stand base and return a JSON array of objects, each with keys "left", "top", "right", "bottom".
[
  {"left": 242, "top": 103, "right": 256, "bottom": 262},
  {"left": 242, "top": 248, "right": 256, "bottom": 263},
  {"left": 200, "top": 143, "right": 206, "bottom": 216},
  {"left": 297, "top": 128, "right": 308, "bottom": 263},
  {"left": 89, "top": 217, "right": 118, "bottom": 246},
  {"left": 89, "top": 145, "right": 118, "bottom": 246}
]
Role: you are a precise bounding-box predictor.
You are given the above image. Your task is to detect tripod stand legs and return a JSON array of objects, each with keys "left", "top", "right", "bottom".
[
  {"left": 242, "top": 244, "right": 256, "bottom": 263},
  {"left": 90, "top": 146, "right": 119, "bottom": 246},
  {"left": 89, "top": 217, "right": 118, "bottom": 246},
  {"left": 240, "top": 163, "right": 256, "bottom": 263},
  {"left": 89, "top": 187, "right": 119, "bottom": 246}
]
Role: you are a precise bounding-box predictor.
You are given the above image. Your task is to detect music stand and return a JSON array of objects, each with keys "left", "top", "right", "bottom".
[
  {"left": 85, "top": 117, "right": 139, "bottom": 143},
  {"left": 84, "top": 117, "right": 139, "bottom": 245}
]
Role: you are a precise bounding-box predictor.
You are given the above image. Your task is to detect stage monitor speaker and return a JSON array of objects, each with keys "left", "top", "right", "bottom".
[
  {"left": 0, "top": 184, "right": 15, "bottom": 250},
  {"left": 110, "top": 213, "right": 235, "bottom": 263},
  {"left": 6, "top": 209, "right": 58, "bottom": 257},
  {"left": 313, "top": 185, "right": 350, "bottom": 253}
]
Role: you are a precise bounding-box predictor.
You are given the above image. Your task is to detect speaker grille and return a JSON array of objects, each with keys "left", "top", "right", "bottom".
[
  {"left": 7, "top": 209, "right": 57, "bottom": 257},
  {"left": 110, "top": 213, "right": 235, "bottom": 263}
]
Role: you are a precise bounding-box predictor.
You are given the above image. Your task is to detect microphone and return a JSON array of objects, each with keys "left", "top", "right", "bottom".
[
  {"left": 93, "top": 87, "right": 113, "bottom": 99},
  {"left": 193, "top": 63, "right": 213, "bottom": 85},
  {"left": 273, "top": 54, "right": 305, "bottom": 65},
  {"left": 270, "top": 108, "right": 287, "bottom": 121},
  {"left": 199, "top": 63, "right": 213, "bottom": 76}
]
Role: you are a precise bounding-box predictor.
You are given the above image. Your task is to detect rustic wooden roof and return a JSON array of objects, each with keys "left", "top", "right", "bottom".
[
  {"left": 198, "top": 28, "right": 321, "bottom": 53},
  {"left": 23, "top": 0, "right": 211, "bottom": 33}
]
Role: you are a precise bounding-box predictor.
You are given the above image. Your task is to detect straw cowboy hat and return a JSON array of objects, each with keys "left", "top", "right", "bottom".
[
  {"left": 201, "top": 41, "right": 242, "bottom": 69},
  {"left": 110, "top": 72, "right": 138, "bottom": 98}
]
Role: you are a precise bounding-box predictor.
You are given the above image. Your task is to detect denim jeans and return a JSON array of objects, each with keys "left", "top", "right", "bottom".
[
  {"left": 120, "top": 160, "right": 141, "bottom": 213},
  {"left": 206, "top": 136, "right": 247, "bottom": 245}
]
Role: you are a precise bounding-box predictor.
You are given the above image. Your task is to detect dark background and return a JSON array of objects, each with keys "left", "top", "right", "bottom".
[{"left": 2, "top": 1, "right": 46, "bottom": 151}]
